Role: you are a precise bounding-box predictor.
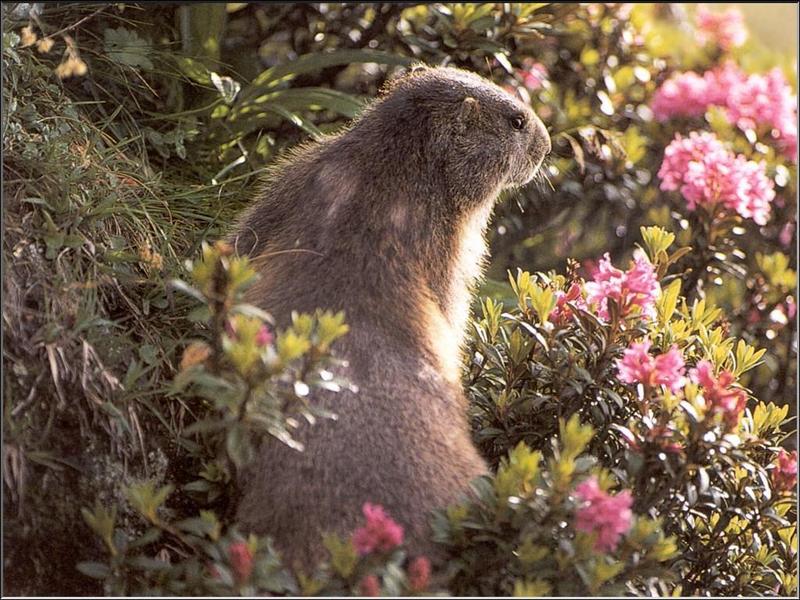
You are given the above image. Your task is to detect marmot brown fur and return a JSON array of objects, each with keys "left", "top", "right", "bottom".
[{"left": 231, "top": 65, "right": 551, "bottom": 567}]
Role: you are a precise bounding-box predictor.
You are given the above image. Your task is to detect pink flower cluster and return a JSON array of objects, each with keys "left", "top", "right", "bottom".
[
  {"left": 584, "top": 252, "right": 660, "bottom": 322},
  {"left": 573, "top": 476, "right": 633, "bottom": 553},
  {"left": 652, "top": 62, "right": 797, "bottom": 161},
  {"left": 616, "top": 338, "right": 687, "bottom": 394},
  {"left": 689, "top": 360, "right": 748, "bottom": 428},
  {"left": 651, "top": 70, "right": 710, "bottom": 121},
  {"left": 352, "top": 503, "right": 404, "bottom": 555},
  {"left": 549, "top": 282, "right": 586, "bottom": 326},
  {"left": 658, "top": 132, "right": 775, "bottom": 225},
  {"left": 771, "top": 449, "right": 798, "bottom": 493},
  {"left": 695, "top": 6, "right": 748, "bottom": 51}
]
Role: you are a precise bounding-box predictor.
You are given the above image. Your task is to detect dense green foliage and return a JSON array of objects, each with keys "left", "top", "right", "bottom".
[{"left": 2, "top": 3, "right": 796, "bottom": 596}]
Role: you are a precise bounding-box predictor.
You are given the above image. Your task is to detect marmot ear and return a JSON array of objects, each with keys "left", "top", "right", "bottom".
[{"left": 458, "top": 96, "right": 480, "bottom": 121}]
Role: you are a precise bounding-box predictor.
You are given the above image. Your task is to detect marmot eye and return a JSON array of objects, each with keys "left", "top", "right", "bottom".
[{"left": 509, "top": 114, "right": 527, "bottom": 130}]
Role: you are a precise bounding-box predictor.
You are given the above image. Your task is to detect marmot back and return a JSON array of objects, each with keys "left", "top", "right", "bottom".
[{"left": 232, "top": 66, "right": 551, "bottom": 567}]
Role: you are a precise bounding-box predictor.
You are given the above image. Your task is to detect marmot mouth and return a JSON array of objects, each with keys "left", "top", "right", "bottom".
[{"left": 508, "top": 155, "right": 544, "bottom": 188}]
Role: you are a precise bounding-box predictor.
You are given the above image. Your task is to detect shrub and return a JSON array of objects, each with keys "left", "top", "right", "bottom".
[
  {"left": 464, "top": 228, "right": 796, "bottom": 595},
  {"left": 73, "top": 226, "right": 796, "bottom": 597}
]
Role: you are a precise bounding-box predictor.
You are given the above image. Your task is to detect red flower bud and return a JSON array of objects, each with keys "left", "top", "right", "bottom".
[
  {"left": 772, "top": 449, "right": 798, "bottom": 493},
  {"left": 359, "top": 574, "right": 381, "bottom": 597},
  {"left": 408, "top": 556, "right": 431, "bottom": 592},
  {"left": 228, "top": 541, "right": 254, "bottom": 584}
]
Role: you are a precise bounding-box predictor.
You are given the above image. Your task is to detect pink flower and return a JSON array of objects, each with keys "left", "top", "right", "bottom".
[
  {"left": 359, "top": 574, "right": 381, "bottom": 597},
  {"left": 722, "top": 66, "right": 799, "bottom": 161},
  {"left": 659, "top": 132, "right": 775, "bottom": 225},
  {"left": 584, "top": 252, "right": 660, "bottom": 322},
  {"left": 549, "top": 282, "right": 586, "bottom": 325},
  {"left": 651, "top": 71, "right": 710, "bottom": 121},
  {"left": 352, "top": 503, "right": 404, "bottom": 555},
  {"left": 779, "top": 221, "right": 795, "bottom": 248},
  {"left": 689, "top": 360, "right": 748, "bottom": 428},
  {"left": 573, "top": 476, "right": 633, "bottom": 553},
  {"left": 771, "top": 449, "right": 798, "bottom": 493},
  {"left": 255, "top": 324, "right": 273, "bottom": 347},
  {"left": 407, "top": 556, "right": 431, "bottom": 592},
  {"left": 228, "top": 541, "right": 254, "bottom": 584},
  {"left": 657, "top": 132, "right": 727, "bottom": 191},
  {"left": 652, "top": 63, "right": 798, "bottom": 163},
  {"left": 518, "top": 60, "right": 548, "bottom": 91},
  {"left": 616, "top": 339, "right": 687, "bottom": 394},
  {"left": 703, "top": 61, "right": 747, "bottom": 106},
  {"left": 695, "top": 6, "right": 748, "bottom": 50},
  {"left": 728, "top": 155, "right": 775, "bottom": 225},
  {"left": 786, "top": 297, "right": 797, "bottom": 320}
]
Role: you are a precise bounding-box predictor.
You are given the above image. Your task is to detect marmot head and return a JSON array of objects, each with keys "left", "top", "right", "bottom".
[{"left": 366, "top": 65, "right": 551, "bottom": 208}]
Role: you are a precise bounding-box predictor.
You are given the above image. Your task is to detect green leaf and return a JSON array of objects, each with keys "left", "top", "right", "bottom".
[
  {"left": 175, "top": 513, "right": 220, "bottom": 538},
  {"left": 103, "top": 27, "right": 154, "bottom": 70},
  {"left": 240, "top": 87, "right": 365, "bottom": 118},
  {"left": 127, "top": 556, "right": 172, "bottom": 571},
  {"left": 260, "top": 104, "right": 323, "bottom": 138},
  {"left": 138, "top": 344, "right": 158, "bottom": 365},
  {"left": 322, "top": 533, "right": 358, "bottom": 578},
  {"left": 126, "top": 481, "right": 173, "bottom": 523},
  {"left": 3, "top": 30, "right": 21, "bottom": 51},
  {"left": 276, "top": 330, "right": 312, "bottom": 363},
  {"left": 560, "top": 414, "right": 595, "bottom": 460},
  {"left": 733, "top": 339, "right": 767, "bottom": 377},
  {"left": 175, "top": 56, "right": 213, "bottom": 85},
  {"left": 514, "top": 578, "right": 551, "bottom": 596},
  {"left": 247, "top": 50, "right": 414, "bottom": 93},
  {"left": 657, "top": 279, "right": 681, "bottom": 326},
  {"left": 81, "top": 503, "right": 117, "bottom": 552},
  {"left": 529, "top": 284, "right": 556, "bottom": 325},
  {"left": 225, "top": 424, "right": 252, "bottom": 469},
  {"left": 77, "top": 562, "right": 111, "bottom": 579},
  {"left": 640, "top": 225, "right": 675, "bottom": 262},
  {"left": 317, "top": 310, "right": 349, "bottom": 350},
  {"left": 495, "top": 442, "right": 542, "bottom": 500},
  {"left": 127, "top": 528, "right": 162, "bottom": 549},
  {"left": 169, "top": 278, "right": 206, "bottom": 303}
]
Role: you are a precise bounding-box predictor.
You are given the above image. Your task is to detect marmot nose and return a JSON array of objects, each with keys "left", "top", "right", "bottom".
[
  {"left": 536, "top": 117, "right": 551, "bottom": 155},
  {"left": 529, "top": 115, "right": 551, "bottom": 158}
]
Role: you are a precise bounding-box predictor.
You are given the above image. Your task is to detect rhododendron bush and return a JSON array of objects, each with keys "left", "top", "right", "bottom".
[
  {"left": 464, "top": 229, "right": 796, "bottom": 595},
  {"left": 3, "top": 3, "right": 796, "bottom": 597}
]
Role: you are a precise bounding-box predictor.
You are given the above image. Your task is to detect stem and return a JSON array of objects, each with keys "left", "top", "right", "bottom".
[
  {"left": 237, "top": 385, "right": 253, "bottom": 424},
  {"left": 34, "top": 6, "right": 107, "bottom": 40},
  {"left": 207, "top": 256, "right": 229, "bottom": 374}
]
